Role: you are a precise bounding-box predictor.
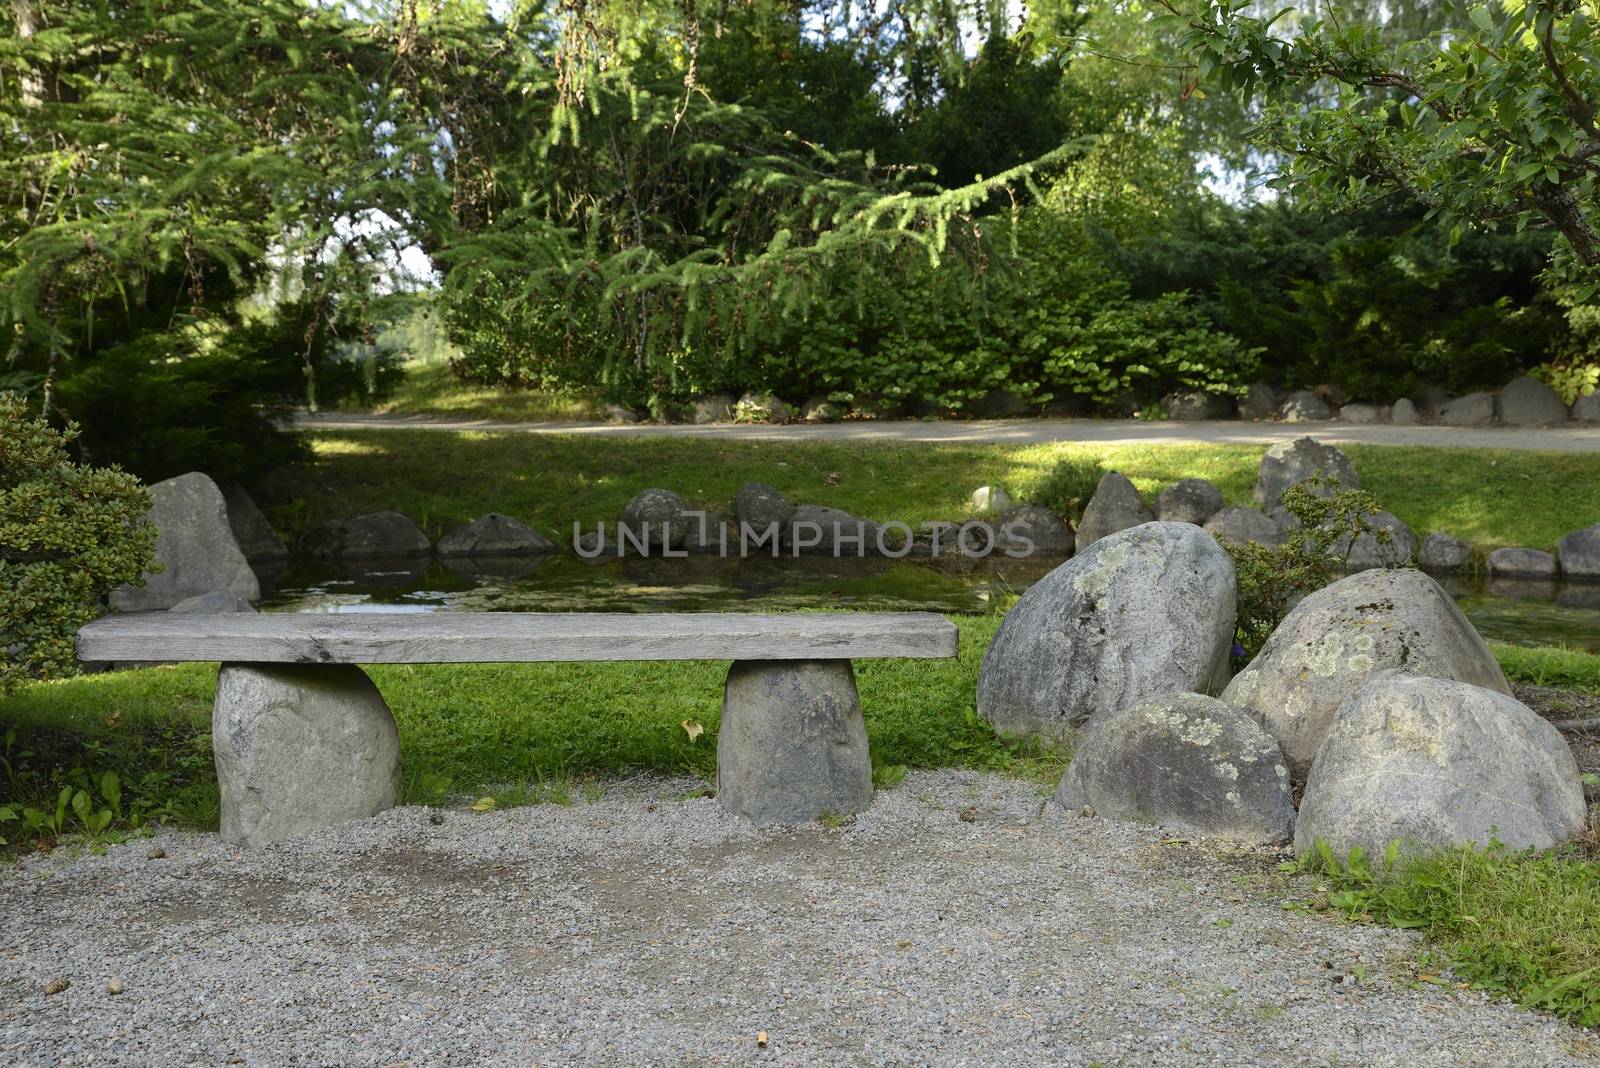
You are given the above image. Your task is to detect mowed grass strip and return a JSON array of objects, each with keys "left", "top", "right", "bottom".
[{"left": 271, "top": 432, "right": 1600, "bottom": 554}]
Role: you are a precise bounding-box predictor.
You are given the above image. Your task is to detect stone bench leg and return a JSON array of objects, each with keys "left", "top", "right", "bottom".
[
  {"left": 213, "top": 663, "right": 401, "bottom": 848},
  {"left": 716, "top": 659, "right": 872, "bottom": 827}
]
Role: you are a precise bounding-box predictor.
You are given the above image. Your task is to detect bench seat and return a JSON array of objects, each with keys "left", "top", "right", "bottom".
[{"left": 76, "top": 611, "right": 959, "bottom": 846}]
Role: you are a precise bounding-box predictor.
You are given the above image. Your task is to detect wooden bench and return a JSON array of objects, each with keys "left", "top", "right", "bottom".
[{"left": 77, "top": 612, "right": 958, "bottom": 846}]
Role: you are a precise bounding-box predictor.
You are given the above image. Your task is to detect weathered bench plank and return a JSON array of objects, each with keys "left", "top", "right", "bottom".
[{"left": 77, "top": 611, "right": 959, "bottom": 665}]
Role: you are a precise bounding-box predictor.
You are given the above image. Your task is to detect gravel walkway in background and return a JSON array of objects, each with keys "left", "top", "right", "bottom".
[
  {"left": 2, "top": 769, "right": 1594, "bottom": 1067},
  {"left": 291, "top": 411, "right": 1600, "bottom": 453}
]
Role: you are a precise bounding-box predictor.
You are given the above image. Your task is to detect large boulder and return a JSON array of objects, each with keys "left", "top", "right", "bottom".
[
  {"left": 1203, "top": 506, "right": 1283, "bottom": 548},
  {"left": 1164, "top": 391, "right": 1234, "bottom": 421},
  {"left": 1439, "top": 392, "right": 1495, "bottom": 426},
  {"left": 802, "top": 396, "right": 847, "bottom": 423},
  {"left": 1221, "top": 568, "right": 1511, "bottom": 780},
  {"left": 734, "top": 481, "right": 794, "bottom": 536},
  {"left": 1338, "top": 402, "right": 1381, "bottom": 424},
  {"left": 1074, "top": 472, "right": 1154, "bottom": 554},
  {"left": 1252, "top": 437, "right": 1359, "bottom": 510},
  {"left": 687, "top": 393, "right": 736, "bottom": 424},
  {"left": 437, "top": 513, "right": 556, "bottom": 556},
  {"left": 1056, "top": 693, "right": 1293, "bottom": 844},
  {"left": 220, "top": 482, "right": 288, "bottom": 563},
  {"left": 734, "top": 392, "right": 792, "bottom": 423},
  {"left": 1295, "top": 672, "right": 1585, "bottom": 859},
  {"left": 302, "top": 511, "right": 431, "bottom": 560},
  {"left": 995, "top": 504, "right": 1074, "bottom": 556},
  {"left": 1156, "top": 478, "right": 1224, "bottom": 525},
  {"left": 1488, "top": 546, "right": 1557, "bottom": 578},
  {"left": 1241, "top": 382, "right": 1279, "bottom": 421},
  {"left": 620, "top": 488, "right": 692, "bottom": 550},
  {"left": 977, "top": 523, "right": 1236, "bottom": 741},
  {"left": 1496, "top": 375, "right": 1570, "bottom": 427},
  {"left": 1331, "top": 510, "right": 1416, "bottom": 570},
  {"left": 787, "top": 505, "right": 880, "bottom": 556},
  {"left": 1557, "top": 523, "right": 1600, "bottom": 579},
  {"left": 1277, "top": 390, "right": 1334, "bottom": 422},
  {"left": 111, "top": 472, "right": 260, "bottom": 612},
  {"left": 1390, "top": 398, "right": 1420, "bottom": 425},
  {"left": 1418, "top": 532, "right": 1471, "bottom": 573},
  {"left": 169, "top": 591, "right": 256, "bottom": 614},
  {"left": 1574, "top": 392, "right": 1600, "bottom": 422}
]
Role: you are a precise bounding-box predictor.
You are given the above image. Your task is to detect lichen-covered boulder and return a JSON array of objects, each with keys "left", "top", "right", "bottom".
[
  {"left": 1252, "top": 438, "right": 1359, "bottom": 510},
  {"left": 1075, "top": 472, "right": 1154, "bottom": 554},
  {"left": 1277, "top": 390, "right": 1334, "bottom": 422},
  {"left": 1056, "top": 693, "right": 1293, "bottom": 844},
  {"left": 1157, "top": 478, "right": 1224, "bottom": 525},
  {"left": 688, "top": 393, "right": 736, "bottom": 424},
  {"left": 437, "top": 513, "right": 556, "bottom": 556},
  {"left": 1295, "top": 672, "right": 1585, "bottom": 859},
  {"left": 111, "top": 472, "right": 260, "bottom": 611},
  {"left": 978, "top": 522, "right": 1236, "bottom": 741},
  {"left": 1221, "top": 568, "right": 1511, "bottom": 780},
  {"left": 620, "top": 488, "right": 693, "bottom": 550},
  {"left": 735, "top": 481, "right": 794, "bottom": 535}
]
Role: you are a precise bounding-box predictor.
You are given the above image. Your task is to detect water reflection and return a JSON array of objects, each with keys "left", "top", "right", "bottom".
[{"left": 259, "top": 555, "right": 1600, "bottom": 653}]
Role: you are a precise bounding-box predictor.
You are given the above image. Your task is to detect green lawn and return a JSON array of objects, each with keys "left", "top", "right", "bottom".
[
  {"left": 342, "top": 363, "right": 596, "bottom": 422},
  {"left": 265, "top": 430, "right": 1600, "bottom": 554}
]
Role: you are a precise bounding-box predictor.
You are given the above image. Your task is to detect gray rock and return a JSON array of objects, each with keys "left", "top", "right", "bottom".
[
  {"left": 1156, "top": 478, "right": 1224, "bottom": 525},
  {"left": 969, "top": 486, "right": 1011, "bottom": 514},
  {"left": 1075, "top": 472, "right": 1154, "bottom": 554},
  {"left": 1252, "top": 437, "right": 1360, "bottom": 510},
  {"left": 168, "top": 591, "right": 256, "bottom": 614},
  {"left": 1488, "top": 546, "right": 1557, "bottom": 578},
  {"left": 1164, "top": 391, "right": 1234, "bottom": 421},
  {"left": 620, "top": 489, "right": 692, "bottom": 551},
  {"left": 302, "top": 511, "right": 431, "bottom": 560},
  {"left": 735, "top": 392, "right": 792, "bottom": 423},
  {"left": 572, "top": 529, "right": 611, "bottom": 560},
  {"left": 1221, "top": 568, "right": 1511, "bottom": 780},
  {"left": 1391, "top": 398, "right": 1420, "bottom": 425},
  {"left": 734, "top": 482, "right": 794, "bottom": 537},
  {"left": 1439, "top": 392, "right": 1495, "bottom": 426},
  {"left": 1203, "top": 506, "right": 1283, "bottom": 548},
  {"left": 1418, "top": 532, "right": 1472, "bottom": 573},
  {"left": 1417, "top": 385, "right": 1450, "bottom": 417},
  {"left": 1295, "top": 672, "right": 1585, "bottom": 860},
  {"left": 687, "top": 393, "right": 736, "bottom": 424},
  {"left": 1330, "top": 510, "right": 1416, "bottom": 570},
  {"left": 600, "top": 403, "right": 644, "bottom": 425},
  {"left": 1557, "top": 523, "right": 1600, "bottom": 579},
  {"left": 1496, "top": 375, "right": 1570, "bottom": 427},
  {"left": 802, "top": 396, "right": 846, "bottom": 423},
  {"left": 1241, "top": 382, "right": 1279, "bottom": 421},
  {"left": 212, "top": 663, "right": 401, "bottom": 848},
  {"left": 1339, "top": 403, "right": 1381, "bottom": 424},
  {"left": 111, "top": 472, "right": 260, "bottom": 611},
  {"left": 220, "top": 482, "right": 288, "bottom": 563},
  {"left": 438, "top": 513, "right": 556, "bottom": 556},
  {"left": 971, "top": 389, "right": 1029, "bottom": 418},
  {"left": 716, "top": 659, "right": 872, "bottom": 827},
  {"left": 1277, "top": 390, "right": 1334, "bottom": 422},
  {"left": 995, "top": 504, "right": 1074, "bottom": 556},
  {"left": 977, "top": 522, "right": 1236, "bottom": 741},
  {"left": 1056, "top": 693, "right": 1294, "bottom": 844},
  {"left": 787, "top": 505, "right": 880, "bottom": 556},
  {"left": 1574, "top": 391, "right": 1600, "bottom": 422}
]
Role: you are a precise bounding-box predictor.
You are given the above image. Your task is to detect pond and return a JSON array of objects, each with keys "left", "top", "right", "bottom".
[{"left": 256, "top": 553, "right": 1600, "bottom": 654}]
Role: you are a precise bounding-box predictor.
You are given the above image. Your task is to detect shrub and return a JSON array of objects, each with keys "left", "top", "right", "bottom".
[
  {"left": 1026, "top": 454, "right": 1105, "bottom": 525},
  {"left": 0, "top": 394, "right": 158, "bottom": 693}
]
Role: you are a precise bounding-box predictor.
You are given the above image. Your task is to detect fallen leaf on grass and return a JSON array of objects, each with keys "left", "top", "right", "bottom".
[
  {"left": 471, "top": 796, "right": 497, "bottom": 813},
  {"left": 681, "top": 719, "right": 704, "bottom": 743}
]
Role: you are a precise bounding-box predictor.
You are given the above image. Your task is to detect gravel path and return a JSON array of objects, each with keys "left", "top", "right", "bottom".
[
  {"left": 291, "top": 411, "right": 1600, "bottom": 453},
  {"left": 2, "top": 769, "right": 1593, "bottom": 1066}
]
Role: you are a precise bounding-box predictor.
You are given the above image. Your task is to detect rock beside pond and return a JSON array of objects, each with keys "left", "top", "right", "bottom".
[
  {"left": 995, "top": 504, "right": 1073, "bottom": 556},
  {"left": 735, "top": 482, "right": 794, "bottom": 536},
  {"left": 111, "top": 472, "right": 260, "bottom": 612},
  {"left": 1496, "top": 375, "right": 1570, "bottom": 427},
  {"left": 220, "top": 482, "right": 288, "bottom": 563},
  {"left": 1331, "top": 510, "right": 1415, "bottom": 570},
  {"left": 1056, "top": 693, "right": 1293, "bottom": 845},
  {"left": 1203, "top": 506, "right": 1283, "bottom": 548},
  {"left": 1253, "top": 438, "right": 1359, "bottom": 510},
  {"left": 1488, "top": 546, "right": 1557, "bottom": 578},
  {"left": 302, "top": 511, "right": 431, "bottom": 560},
  {"left": 787, "top": 505, "right": 880, "bottom": 555},
  {"left": 438, "top": 513, "right": 556, "bottom": 556},
  {"left": 1418, "top": 532, "right": 1471, "bottom": 573},
  {"left": 169, "top": 591, "right": 257, "bottom": 613},
  {"left": 978, "top": 522, "right": 1236, "bottom": 741},
  {"left": 1295, "top": 672, "right": 1585, "bottom": 860},
  {"left": 620, "top": 489, "right": 692, "bottom": 550},
  {"left": 1075, "top": 472, "right": 1154, "bottom": 554},
  {"left": 1156, "top": 478, "right": 1223, "bottom": 525},
  {"left": 1277, "top": 390, "right": 1334, "bottom": 422},
  {"left": 1439, "top": 391, "right": 1494, "bottom": 426},
  {"left": 1221, "top": 568, "right": 1511, "bottom": 781},
  {"left": 1557, "top": 523, "right": 1600, "bottom": 579},
  {"left": 969, "top": 485, "right": 1011, "bottom": 514}
]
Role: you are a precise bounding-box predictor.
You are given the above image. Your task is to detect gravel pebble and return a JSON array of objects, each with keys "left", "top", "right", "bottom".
[{"left": 0, "top": 769, "right": 1592, "bottom": 1066}]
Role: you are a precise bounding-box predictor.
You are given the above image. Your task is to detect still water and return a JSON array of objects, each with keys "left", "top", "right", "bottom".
[{"left": 256, "top": 553, "right": 1600, "bottom": 654}]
